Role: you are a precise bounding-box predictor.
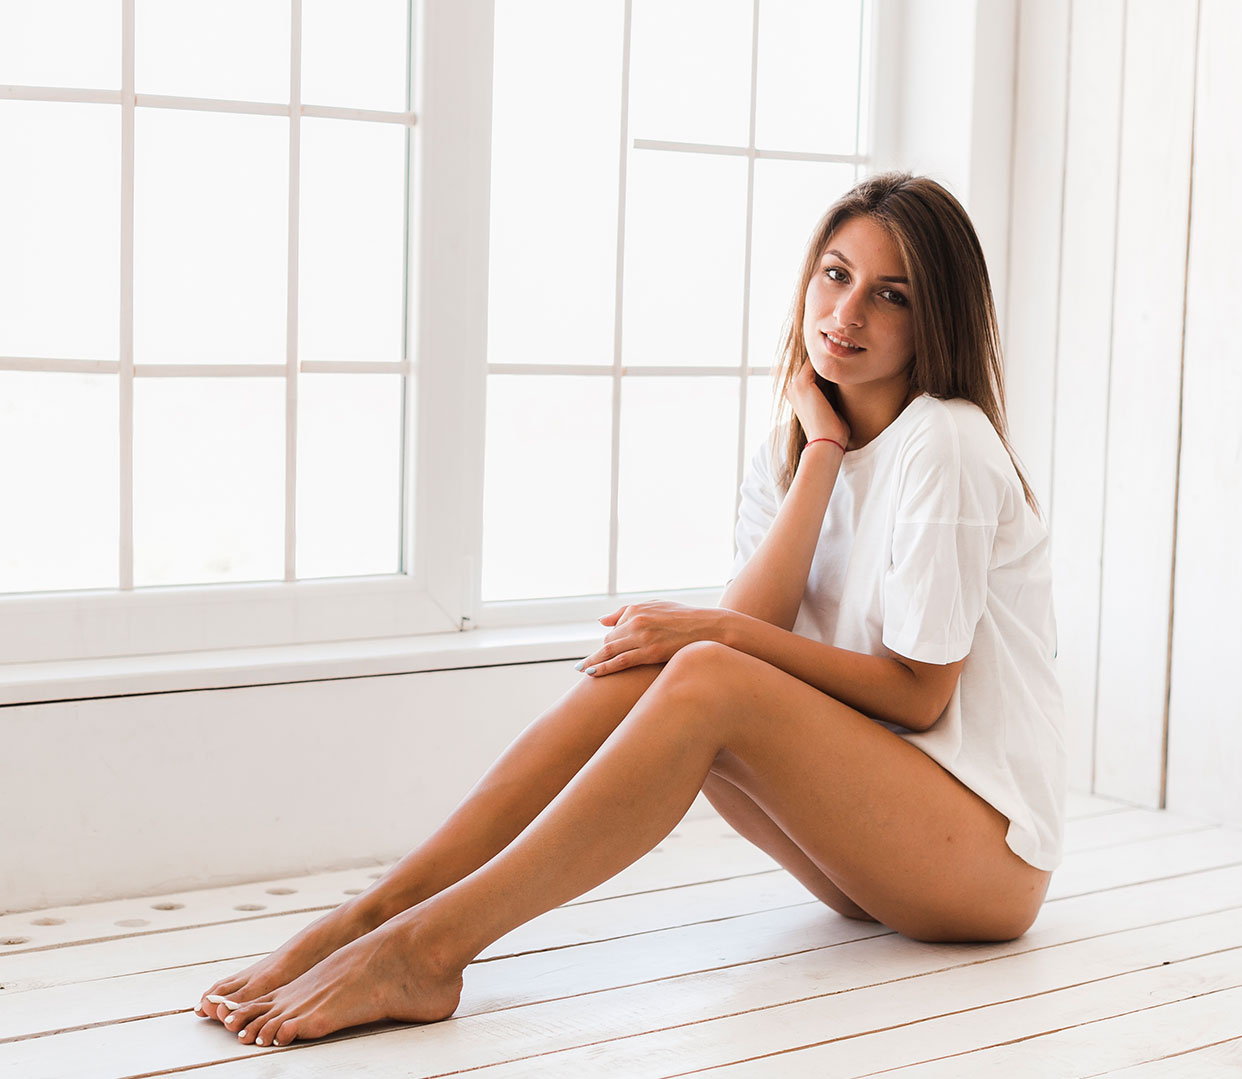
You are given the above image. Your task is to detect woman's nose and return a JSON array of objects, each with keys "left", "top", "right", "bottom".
[{"left": 834, "top": 285, "right": 865, "bottom": 327}]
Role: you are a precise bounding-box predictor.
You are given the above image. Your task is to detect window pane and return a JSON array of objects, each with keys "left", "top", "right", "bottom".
[
  {"left": 134, "top": 0, "right": 289, "bottom": 103},
  {"left": 302, "top": 0, "right": 409, "bottom": 112},
  {"left": 488, "top": 0, "right": 623, "bottom": 367},
  {"left": 0, "top": 372, "right": 117, "bottom": 593},
  {"left": 134, "top": 109, "right": 288, "bottom": 364},
  {"left": 133, "top": 378, "right": 284, "bottom": 586},
  {"left": 299, "top": 118, "right": 406, "bottom": 362},
  {"left": 748, "top": 158, "right": 855, "bottom": 366},
  {"left": 0, "top": 1, "right": 119, "bottom": 89},
  {"left": 622, "top": 150, "right": 748, "bottom": 368},
  {"left": 0, "top": 101, "right": 118, "bottom": 361},
  {"left": 755, "top": 0, "right": 863, "bottom": 154},
  {"left": 483, "top": 375, "right": 611, "bottom": 601},
  {"left": 745, "top": 372, "right": 780, "bottom": 461},
  {"left": 297, "top": 374, "right": 403, "bottom": 578},
  {"left": 617, "top": 377, "right": 738, "bottom": 592},
  {"left": 628, "top": 0, "right": 752, "bottom": 146}
]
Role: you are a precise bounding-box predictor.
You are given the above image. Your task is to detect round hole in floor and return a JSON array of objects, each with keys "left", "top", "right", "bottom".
[
  {"left": 265, "top": 887, "right": 296, "bottom": 896},
  {"left": 368, "top": 871, "right": 383, "bottom": 879},
  {"left": 151, "top": 902, "right": 184, "bottom": 911},
  {"left": 31, "top": 917, "right": 65, "bottom": 926},
  {"left": 233, "top": 904, "right": 266, "bottom": 912},
  {"left": 1, "top": 937, "right": 30, "bottom": 946},
  {"left": 115, "top": 918, "right": 150, "bottom": 928},
  {"left": 342, "top": 888, "right": 364, "bottom": 895}
]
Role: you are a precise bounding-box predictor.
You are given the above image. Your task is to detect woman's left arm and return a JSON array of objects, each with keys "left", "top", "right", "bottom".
[{"left": 578, "top": 602, "right": 963, "bottom": 733}]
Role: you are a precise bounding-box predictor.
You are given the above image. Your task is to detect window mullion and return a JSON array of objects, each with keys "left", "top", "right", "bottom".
[
  {"left": 119, "top": 0, "right": 136, "bottom": 592},
  {"left": 607, "top": 0, "right": 635, "bottom": 599},
  {"left": 285, "top": 0, "right": 303, "bottom": 583},
  {"left": 414, "top": 0, "right": 493, "bottom": 631},
  {"left": 735, "top": 0, "right": 762, "bottom": 542}
]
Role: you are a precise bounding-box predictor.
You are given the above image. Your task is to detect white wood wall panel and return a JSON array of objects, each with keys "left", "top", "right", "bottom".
[
  {"left": 1092, "top": 0, "right": 1198, "bottom": 806},
  {"left": 0, "top": 660, "right": 578, "bottom": 912},
  {"left": 1049, "top": 0, "right": 1126, "bottom": 792},
  {"left": 1004, "top": 0, "right": 1069, "bottom": 508},
  {"left": 1165, "top": 0, "right": 1242, "bottom": 828}
]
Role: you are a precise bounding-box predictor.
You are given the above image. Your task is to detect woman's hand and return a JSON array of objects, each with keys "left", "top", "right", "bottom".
[
  {"left": 787, "top": 361, "right": 850, "bottom": 447},
  {"left": 576, "top": 601, "right": 727, "bottom": 677}
]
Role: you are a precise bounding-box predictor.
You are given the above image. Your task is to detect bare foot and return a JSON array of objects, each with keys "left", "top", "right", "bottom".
[
  {"left": 195, "top": 898, "right": 381, "bottom": 1025},
  {"left": 221, "top": 913, "right": 464, "bottom": 1047}
]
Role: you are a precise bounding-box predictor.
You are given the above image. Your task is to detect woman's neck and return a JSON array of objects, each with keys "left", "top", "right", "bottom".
[{"left": 838, "top": 380, "right": 919, "bottom": 450}]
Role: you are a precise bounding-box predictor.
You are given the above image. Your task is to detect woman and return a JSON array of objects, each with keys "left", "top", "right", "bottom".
[{"left": 195, "top": 172, "right": 1065, "bottom": 1047}]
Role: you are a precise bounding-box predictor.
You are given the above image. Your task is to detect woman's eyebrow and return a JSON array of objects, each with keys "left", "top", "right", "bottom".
[{"left": 824, "top": 248, "right": 909, "bottom": 284}]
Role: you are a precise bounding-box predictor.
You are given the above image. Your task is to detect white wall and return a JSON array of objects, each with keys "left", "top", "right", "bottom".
[
  {"left": 1, "top": 661, "right": 579, "bottom": 912},
  {"left": 1006, "top": 0, "right": 1242, "bottom": 822},
  {"left": 872, "top": 0, "right": 1018, "bottom": 326}
]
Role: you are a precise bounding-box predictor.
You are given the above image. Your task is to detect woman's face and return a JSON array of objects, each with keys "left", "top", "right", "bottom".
[{"left": 801, "top": 214, "right": 915, "bottom": 396}]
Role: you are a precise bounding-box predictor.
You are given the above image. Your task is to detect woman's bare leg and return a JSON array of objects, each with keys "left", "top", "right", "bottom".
[
  {"left": 196, "top": 664, "right": 663, "bottom": 1021},
  {"left": 700, "top": 772, "right": 878, "bottom": 922},
  {"left": 222, "top": 643, "right": 1051, "bottom": 1047}
]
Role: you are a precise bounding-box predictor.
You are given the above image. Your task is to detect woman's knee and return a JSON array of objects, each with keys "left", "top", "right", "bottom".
[{"left": 660, "top": 640, "right": 748, "bottom": 692}]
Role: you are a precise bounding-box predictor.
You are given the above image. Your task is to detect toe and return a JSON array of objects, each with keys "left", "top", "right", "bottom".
[
  {"left": 227, "top": 1000, "right": 272, "bottom": 1042},
  {"left": 255, "top": 1012, "right": 286, "bottom": 1048},
  {"left": 271, "top": 1016, "right": 299, "bottom": 1047}
]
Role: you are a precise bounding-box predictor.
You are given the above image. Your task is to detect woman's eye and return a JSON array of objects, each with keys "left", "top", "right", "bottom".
[
  {"left": 824, "top": 266, "right": 848, "bottom": 282},
  {"left": 880, "top": 288, "right": 908, "bottom": 306}
]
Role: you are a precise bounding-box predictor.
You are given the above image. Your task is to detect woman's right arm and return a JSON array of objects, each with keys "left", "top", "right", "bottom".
[
  {"left": 718, "top": 441, "right": 843, "bottom": 629},
  {"left": 719, "top": 362, "right": 850, "bottom": 630}
]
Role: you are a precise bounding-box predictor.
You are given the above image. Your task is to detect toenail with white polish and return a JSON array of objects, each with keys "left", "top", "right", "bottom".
[{"left": 256, "top": 1038, "right": 265, "bottom": 1046}]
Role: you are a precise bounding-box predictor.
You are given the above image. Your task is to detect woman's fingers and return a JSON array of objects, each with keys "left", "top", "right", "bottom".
[
  {"left": 580, "top": 649, "right": 641, "bottom": 677},
  {"left": 597, "top": 606, "right": 627, "bottom": 627}
]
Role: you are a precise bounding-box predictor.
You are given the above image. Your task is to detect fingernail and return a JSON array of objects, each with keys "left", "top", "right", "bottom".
[
  {"left": 574, "top": 660, "right": 584, "bottom": 671},
  {"left": 585, "top": 666, "right": 597, "bottom": 675}
]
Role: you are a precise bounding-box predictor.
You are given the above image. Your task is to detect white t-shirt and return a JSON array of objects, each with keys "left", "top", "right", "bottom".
[{"left": 732, "top": 394, "right": 1067, "bottom": 870}]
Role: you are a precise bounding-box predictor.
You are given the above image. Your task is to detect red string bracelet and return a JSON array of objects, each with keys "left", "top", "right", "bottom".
[{"left": 803, "top": 437, "right": 846, "bottom": 454}]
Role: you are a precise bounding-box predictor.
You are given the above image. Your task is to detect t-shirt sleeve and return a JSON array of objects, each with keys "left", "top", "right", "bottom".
[
  {"left": 729, "top": 437, "right": 781, "bottom": 582},
  {"left": 882, "top": 413, "right": 997, "bottom": 665}
]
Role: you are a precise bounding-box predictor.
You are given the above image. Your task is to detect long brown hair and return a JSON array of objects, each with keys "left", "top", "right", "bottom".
[{"left": 772, "top": 172, "right": 1037, "bottom": 511}]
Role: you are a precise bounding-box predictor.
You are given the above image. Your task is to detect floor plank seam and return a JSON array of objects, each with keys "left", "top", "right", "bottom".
[
  {"left": 1078, "top": 1035, "right": 1242, "bottom": 1077},
  {"left": 849, "top": 980, "right": 1242, "bottom": 1079},
  {"left": 471, "top": 899, "right": 825, "bottom": 965},
  {"left": 443, "top": 940, "right": 1242, "bottom": 1078},
  {"left": 1047, "top": 857, "right": 1242, "bottom": 901},
  {"left": 1064, "top": 822, "right": 1216, "bottom": 853}
]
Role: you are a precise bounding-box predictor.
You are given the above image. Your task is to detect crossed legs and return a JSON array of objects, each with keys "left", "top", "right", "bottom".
[{"left": 198, "top": 642, "right": 1049, "bottom": 1046}]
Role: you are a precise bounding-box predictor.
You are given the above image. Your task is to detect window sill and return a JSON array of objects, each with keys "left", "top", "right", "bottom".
[{"left": 0, "top": 622, "right": 604, "bottom": 707}]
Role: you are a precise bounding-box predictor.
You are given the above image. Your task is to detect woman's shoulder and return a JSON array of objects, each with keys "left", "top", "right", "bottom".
[
  {"left": 886, "top": 396, "right": 1032, "bottom": 522},
  {"left": 895, "top": 395, "right": 1008, "bottom": 470}
]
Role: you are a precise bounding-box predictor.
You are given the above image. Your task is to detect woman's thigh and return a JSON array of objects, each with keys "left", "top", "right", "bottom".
[
  {"left": 658, "top": 642, "right": 1051, "bottom": 942},
  {"left": 700, "top": 772, "right": 878, "bottom": 922}
]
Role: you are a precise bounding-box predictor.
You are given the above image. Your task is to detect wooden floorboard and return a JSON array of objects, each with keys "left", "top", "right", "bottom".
[{"left": 2, "top": 795, "right": 1239, "bottom": 1079}]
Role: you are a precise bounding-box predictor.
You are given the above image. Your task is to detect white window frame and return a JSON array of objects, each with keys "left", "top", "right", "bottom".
[{"left": 0, "top": 0, "right": 902, "bottom": 667}]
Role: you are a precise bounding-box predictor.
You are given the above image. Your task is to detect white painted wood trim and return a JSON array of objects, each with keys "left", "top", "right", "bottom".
[
  {"left": 1093, "top": 0, "right": 1199, "bottom": 807},
  {"left": 1050, "top": 0, "right": 1127, "bottom": 793}
]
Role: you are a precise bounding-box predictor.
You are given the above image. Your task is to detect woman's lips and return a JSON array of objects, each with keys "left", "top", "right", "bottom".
[{"left": 822, "top": 330, "right": 864, "bottom": 357}]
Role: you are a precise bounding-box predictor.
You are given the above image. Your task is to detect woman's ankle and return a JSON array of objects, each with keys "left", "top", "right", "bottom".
[{"left": 351, "top": 877, "right": 430, "bottom": 928}]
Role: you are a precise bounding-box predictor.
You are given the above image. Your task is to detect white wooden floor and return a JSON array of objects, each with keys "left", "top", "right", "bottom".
[{"left": 3, "top": 793, "right": 1242, "bottom": 1078}]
